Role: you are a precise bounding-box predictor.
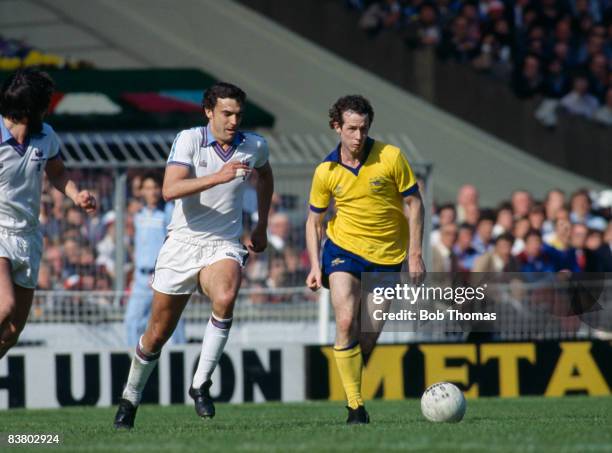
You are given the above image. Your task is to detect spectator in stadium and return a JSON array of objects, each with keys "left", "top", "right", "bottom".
[
  {"left": 511, "top": 189, "right": 533, "bottom": 219},
  {"left": 568, "top": 222, "right": 598, "bottom": 271},
  {"left": 268, "top": 212, "right": 291, "bottom": 251},
  {"left": 542, "top": 59, "right": 571, "bottom": 99},
  {"left": 432, "top": 222, "right": 458, "bottom": 272},
  {"left": 123, "top": 173, "right": 185, "bottom": 347},
  {"left": 542, "top": 189, "right": 566, "bottom": 235},
  {"left": 438, "top": 14, "right": 480, "bottom": 62},
  {"left": 36, "top": 263, "right": 53, "bottom": 291},
  {"left": 569, "top": 188, "right": 607, "bottom": 230},
  {"left": 359, "top": 0, "right": 402, "bottom": 34},
  {"left": 455, "top": 183, "right": 479, "bottom": 223},
  {"left": 453, "top": 222, "right": 478, "bottom": 271},
  {"left": 282, "top": 246, "right": 308, "bottom": 287},
  {"left": 560, "top": 74, "right": 600, "bottom": 117},
  {"left": 594, "top": 222, "right": 612, "bottom": 271},
  {"left": 266, "top": 253, "right": 289, "bottom": 293},
  {"left": 473, "top": 233, "right": 519, "bottom": 273},
  {"left": 96, "top": 211, "right": 117, "bottom": 279},
  {"left": 511, "top": 216, "right": 531, "bottom": 255},
  {"left": 518, "top": 230, "right": 557, "bottom": 273},
  {"left": 472, "top": 210, "right": 495, "bottom": 255},
  {"left": 431, "top": 203, "right": 456, "bottom": 245},
  {"left": 593, "top": 87, "right": 612, "bottom": 125},
  {"left": 404, "top": 3, "right": 442, "bottom": 48},
  {"left": 62, "top": 237, "right": 82, "bottom": 280},
  {"left": 463, "top": 202, "right": 481, "bottom": 226},
  {"left": 512, "top": 55, "right": 543, "bottom": 98},
  {"left": 492, "top": 203, "right": 513, "bottom": 237},
  {"left": 528, "top": 203, "right": 546, "bottom": 231},
  {"left": 545, "top": 210, "right": 572, "bottom": 251},
  {"left": 587, "top": 53, "right": 609, "bottom": 101}
]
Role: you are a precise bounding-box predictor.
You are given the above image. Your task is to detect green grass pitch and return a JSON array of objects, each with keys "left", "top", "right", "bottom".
[{"left": 4, "top": 397, "right": 611, "bottom": 452}]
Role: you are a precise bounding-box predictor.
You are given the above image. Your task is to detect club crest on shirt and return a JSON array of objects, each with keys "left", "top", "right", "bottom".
[
  {"left": 369, "top": 177, "right": 385, "bottom": 193},
  {"left": 199, "top": 157, "right": 207, "bottom": 167},
  {"left": 333, "top": 185, "right": 343, "bottom": 197}
]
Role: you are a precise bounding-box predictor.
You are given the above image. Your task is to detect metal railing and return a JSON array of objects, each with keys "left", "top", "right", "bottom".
[{"left": 28, "top": 280, "right": 612, "bottom": 343}]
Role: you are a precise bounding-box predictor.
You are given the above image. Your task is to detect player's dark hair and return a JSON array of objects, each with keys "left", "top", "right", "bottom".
[
  {"left": 0, "top": 68, "right": 55, "bottom": 133},
  {"left": 202, "top": 82, "right": 246, "bottom": 111},
  {"left": 328, "top": 95, "right": 374, "bottom": 129}
]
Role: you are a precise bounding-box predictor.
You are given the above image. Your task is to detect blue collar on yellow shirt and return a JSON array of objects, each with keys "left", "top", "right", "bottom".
[{"left": 324, "top": 137, "right": 374, "bottom": 176}]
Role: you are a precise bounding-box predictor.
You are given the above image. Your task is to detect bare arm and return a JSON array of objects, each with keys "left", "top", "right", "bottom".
[
  {"left": 254, "top": 162, "right": 274, "bottom": 229},
  {"left": 45, "top": 157, "right": 96, "bottom": 213},
  {"left": 162, "top": 161, "right": 250, "bottom": 202},
  {"left": 405, "top": 191, "right": 426, "bottom": 281},
  {"left": 248, "top": 162, "right": 274, "bottom": 253},
  {"left": 305, "top": 210, "right": 326, "bottom": 291}
]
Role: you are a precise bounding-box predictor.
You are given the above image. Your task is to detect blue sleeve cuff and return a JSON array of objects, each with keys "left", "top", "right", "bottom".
[
  {"left": 309, "top": 204, "right": 327, "bottom": 213},
  {"left": 167, "top": 161, "right": 193, "bottom": 168},
  {"left": 401, "top": 184, "right": 419, "bottom": 197}
]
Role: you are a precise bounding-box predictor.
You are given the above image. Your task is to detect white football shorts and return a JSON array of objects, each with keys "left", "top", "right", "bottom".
[
  {"left": 151, "top": 234, "right": 249, "bottom": 295},
  {"left": 0, "top": 228, "right": 43, "bottom": 289}
]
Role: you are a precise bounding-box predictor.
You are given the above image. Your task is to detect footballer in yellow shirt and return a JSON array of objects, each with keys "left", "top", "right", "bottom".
[{"left": 305, "top": 95, "right": 425, "bottom": 424}]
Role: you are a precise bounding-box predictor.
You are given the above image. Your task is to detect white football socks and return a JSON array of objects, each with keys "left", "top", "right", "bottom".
[
  {"left": 192, "top": 314, "right": 232, "bottom": 389},
  {"left": 122, "top": 336, "right": 160, "bottom": 406}
]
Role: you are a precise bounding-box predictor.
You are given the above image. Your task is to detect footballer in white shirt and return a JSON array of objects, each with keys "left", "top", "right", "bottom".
[
  {"left": 114, "top": 82, "right": 274, "bottom": 429},
  {"left": 0, "top": 69, "right": 97, "bottom": 359}
]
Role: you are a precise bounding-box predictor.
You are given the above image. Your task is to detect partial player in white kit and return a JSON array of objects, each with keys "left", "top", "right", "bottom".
[
  {"left": 0, "top": 69, "right": 97, "bottom": 358},
  {"left": 114, "top": 82, "right": 274, "bottom": 429}
]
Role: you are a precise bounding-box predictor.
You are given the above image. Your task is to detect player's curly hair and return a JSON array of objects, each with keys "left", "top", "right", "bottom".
[
  {"left": 0, "top": 68, "right": 54, "bottom": 131},
  {"left": 202, "top": 82, "right": 246, "bottom": 111},
  {"left": 328, "top": 95, "right": 374, "bottom": 129}
]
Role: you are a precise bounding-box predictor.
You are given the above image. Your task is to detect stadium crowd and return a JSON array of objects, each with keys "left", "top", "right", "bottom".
[
  {"left": 430, "top": 184, "right": 612, "bottom": 274},
  {"left": 349, "top": 0, "right": 612, "bottom": 126},
  {"left": 36, "top": 168, "right": 612, "bottom": 302},
  {"left": 36, "top": 170, "right": 310, "bottom": 303}
]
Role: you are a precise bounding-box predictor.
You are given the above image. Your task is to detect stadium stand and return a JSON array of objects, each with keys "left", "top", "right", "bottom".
[
  {"left": 348, "top": 0, "right": 612, "bottom": 127},
  {"left": 30, "top": 0, "right": 604, "bottom": 206}
]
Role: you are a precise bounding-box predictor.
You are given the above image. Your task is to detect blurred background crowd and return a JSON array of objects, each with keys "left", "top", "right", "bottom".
[
  {"left": 37, "top": 170, "right": 309, "bottom": 302},
  {"left": 37, "top": 169, "right": 612, "bottom": 303},
  {"left": 349, "top": 0, "right": 612, "bottom": 126},
  {"left": 431, "top": 184, "right": 612, "bottom": 274}
]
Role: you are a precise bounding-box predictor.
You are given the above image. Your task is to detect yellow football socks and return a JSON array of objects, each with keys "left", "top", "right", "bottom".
[{"left": 333, "top": 342, "right": 364, "bottom": 410}]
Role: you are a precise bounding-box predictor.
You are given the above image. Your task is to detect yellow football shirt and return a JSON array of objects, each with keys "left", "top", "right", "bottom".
[{"left": 309, "top": 137, "right": 418, "bottom": 265}]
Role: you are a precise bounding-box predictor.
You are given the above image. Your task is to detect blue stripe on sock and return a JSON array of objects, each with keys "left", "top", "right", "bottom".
[{"left": 334, "top": 340, "right": 359, "bottom": 351}]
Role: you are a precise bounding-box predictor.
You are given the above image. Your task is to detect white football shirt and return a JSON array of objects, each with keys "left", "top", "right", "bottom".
[
  {"left": 166, "top": 124, "right": 269, "bottom": 242},
  {"left": 0, "top": 117, "right": 61, "bottom": 231}
]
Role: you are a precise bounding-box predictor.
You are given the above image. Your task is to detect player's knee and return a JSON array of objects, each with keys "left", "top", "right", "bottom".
[{"left": 212, "top": 290, "right": 237, "bottom": 317}]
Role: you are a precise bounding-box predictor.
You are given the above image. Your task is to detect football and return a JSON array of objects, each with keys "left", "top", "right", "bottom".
[{"left": 421, "top": 382, "right": 466, "bottom": 423}]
